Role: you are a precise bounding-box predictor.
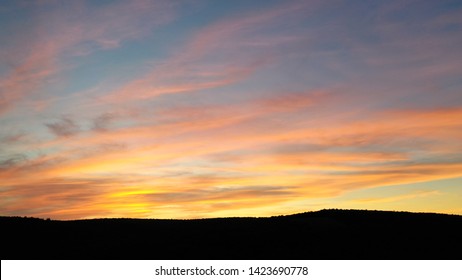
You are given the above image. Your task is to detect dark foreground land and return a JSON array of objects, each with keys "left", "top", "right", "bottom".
[{"left": 2, "top": 209, "right": 461, "bottom": 259}]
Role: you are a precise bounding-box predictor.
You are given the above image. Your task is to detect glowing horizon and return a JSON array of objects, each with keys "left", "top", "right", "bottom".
[{"left": 1, "top": 0, "right": 462, "bottom": 220}]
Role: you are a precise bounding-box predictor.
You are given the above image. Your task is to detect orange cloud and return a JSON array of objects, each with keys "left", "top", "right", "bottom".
[
  {"left": 2, "top": 1, "right": 462, "bottom": 220},
  {"left": 3, "top": 101, "right": 461, "bottom": 219},
  {"left": 353, "top": 190, "right": 441, "bottom": 204}
]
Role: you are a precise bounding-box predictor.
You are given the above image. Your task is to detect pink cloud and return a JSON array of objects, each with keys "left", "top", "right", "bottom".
[
  {"left": 2, "top": 0, "right": 462, "bottom": 219},
  {"left": 103, "top": 1, "right": 321, "bottom": 104},
  {"left": 2, "top": 105, "right": 462, "bottom": 220},
  {"left": 0, "top": 0, "right": 176, "bottom": 116}
]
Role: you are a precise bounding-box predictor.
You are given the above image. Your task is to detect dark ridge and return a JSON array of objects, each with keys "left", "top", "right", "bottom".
[{"left": 2, "top": 209, "right": 461, "bottom": 260}]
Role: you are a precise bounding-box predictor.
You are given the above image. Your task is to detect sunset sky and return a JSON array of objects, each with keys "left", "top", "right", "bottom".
[{"left": 1, "top": 0, "right": 462, "bottom": 220}]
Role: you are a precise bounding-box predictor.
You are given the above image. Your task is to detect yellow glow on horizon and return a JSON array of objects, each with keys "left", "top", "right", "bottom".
[{"left": 2, "top": 0, "right": 462, "bottom": 220}]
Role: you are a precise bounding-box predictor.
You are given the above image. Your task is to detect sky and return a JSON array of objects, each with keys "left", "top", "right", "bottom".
[{"left": 1, "top": 0, "right": 462, "bottom": 220}]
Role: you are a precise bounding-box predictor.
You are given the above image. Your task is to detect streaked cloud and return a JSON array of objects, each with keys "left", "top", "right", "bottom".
[
  {"left": 1, "top": 0, "right": 462, "bottom": 219},
  {"left": 0, "top": 0, "right": 177, "bottom": 115},
  {"left": 353, "top": 190, "right": 441, "bottom": 204},
  {"left": 103, "top": 1, "right": 319, "bottom": 104}
]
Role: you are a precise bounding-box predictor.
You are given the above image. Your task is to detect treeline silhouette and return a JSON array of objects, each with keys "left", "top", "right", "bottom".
[{"left": 2, "top": 209, "right": 461, "bottom": 259}]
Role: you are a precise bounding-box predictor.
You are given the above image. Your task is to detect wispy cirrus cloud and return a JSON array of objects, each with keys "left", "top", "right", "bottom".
[
  {"left": 0, "top": 177, "right": 117, "bottom": 220},
  {"left": 103, "top": 1, "right": 320, "bottom": 104},
  {"left": 2, "top": 0, "right": 462, "bottom": 219},
  {"left": 0, "top": 0, "right": 177, "bottom": 115}
]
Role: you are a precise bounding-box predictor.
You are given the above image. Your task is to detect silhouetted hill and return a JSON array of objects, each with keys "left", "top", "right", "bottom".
[{"left": 2, "top": 209, "right": 461, "bottom": 259}]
